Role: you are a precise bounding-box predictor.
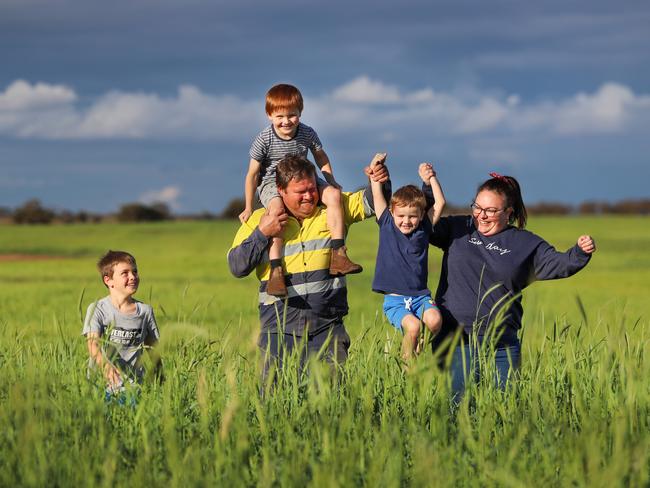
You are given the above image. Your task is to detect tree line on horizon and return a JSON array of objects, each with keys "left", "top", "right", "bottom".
[{"left": 1, "top": 197, "right": 650, "bottom": 224}]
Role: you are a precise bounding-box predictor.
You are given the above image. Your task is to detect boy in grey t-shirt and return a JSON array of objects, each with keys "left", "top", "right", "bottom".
[{"left": 82, "top": 250, "right": 160, "bottom": 392}]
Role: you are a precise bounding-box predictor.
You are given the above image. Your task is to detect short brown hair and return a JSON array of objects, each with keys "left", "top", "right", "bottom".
[
  {"left": 265, "top": 84, "right": 304, "bottom": 116},
  {"left": 276, "top": 155, "right": 317, "bottom": 190},
  {"left": 97, "top": 250, "right": 136, "bottom": 286},
  {"left": 390, "top": 185, "right": 426, "bottom": 213}
]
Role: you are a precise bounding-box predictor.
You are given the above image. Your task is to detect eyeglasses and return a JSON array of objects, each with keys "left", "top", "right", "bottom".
[{"left": 470, "top": 202, "right": 507, "bottom": 217}]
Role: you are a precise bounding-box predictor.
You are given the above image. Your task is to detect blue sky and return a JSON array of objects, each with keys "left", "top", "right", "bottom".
[{"left": 1, "top": 0, "right": 649, "bottom": 213}]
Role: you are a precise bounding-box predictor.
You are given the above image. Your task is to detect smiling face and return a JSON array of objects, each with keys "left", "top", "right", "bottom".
[
  {"left": 278, "top": 176, "right": 319, "bottom": 221},
  {"left": 104, "top": 261, "right": 140, "bottom": 298},
  {"left": 268, "top": 107, "right": 301, "bottom": 140},
  {"left": 472, "top": 190, "right": 512, "bottom": 236},
  {"left": 391, "top": 204, "right": 424, "bottom": 235}
]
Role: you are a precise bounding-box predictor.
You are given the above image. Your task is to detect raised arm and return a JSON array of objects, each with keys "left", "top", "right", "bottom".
[
  {"left": 419, "top": 163, "right": 446, "bottom": 224},
  {"left": 533, "top": 235, "right": 595, "bottom": 281},
  {"left": 313, "top": 149, "right": 341, "bottom": 190},
  {"left": 240, "top": 158, "right": 262, "bottom": 223},
  {"left": 368, "top": 153, "right": 388, "bottom": 219}
]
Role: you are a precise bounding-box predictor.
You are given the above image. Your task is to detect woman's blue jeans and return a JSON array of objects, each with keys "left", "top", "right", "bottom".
[{"left": 449, "top": 342, "right": 521, "bottom": 398}]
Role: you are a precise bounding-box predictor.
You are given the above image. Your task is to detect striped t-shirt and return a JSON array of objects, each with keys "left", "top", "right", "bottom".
[{"left": 249, "top": 123, "right": 323, "bottom": 186}]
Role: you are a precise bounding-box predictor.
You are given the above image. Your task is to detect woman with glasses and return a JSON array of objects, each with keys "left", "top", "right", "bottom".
[{"left": 420, "top": 168, "right": 596, "bottom": 396}]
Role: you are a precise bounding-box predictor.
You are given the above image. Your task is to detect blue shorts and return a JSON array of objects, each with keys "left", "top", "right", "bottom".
[{"left": 382, "top": 294, "right": 438, "bottom": 332}]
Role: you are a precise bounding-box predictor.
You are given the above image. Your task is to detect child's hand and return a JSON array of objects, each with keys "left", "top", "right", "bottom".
[
  {"left": 104, "top": 363, "right": 122, "bottom": 387},
  {"left": 239, "top": 208, "right": 253, "bottom": 224},
  {"left": 365, "top": 162, "right": 389, "bottom": 183},
  {"left": 365, "top": 153, "right": 388, "bottom": 183},
  {"left": 419, "top": 163, "right": 436, "bottom": 183},
  {"left": 577, "top": 235, "right": 596, "bottom": 254}
]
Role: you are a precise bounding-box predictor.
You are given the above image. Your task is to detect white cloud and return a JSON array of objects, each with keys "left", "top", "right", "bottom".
[
  {"left": 76, "top": 85, "right": 261, "bottom": 139},
  {"left": 0, "top": 81, "right": 261, "bottom": 140},
  {"left": 0, "top": 79, "right": 76, "bottom": 111},
  {"left": 455, "top": 97, "right": 510, "bottom": 134},
  {"left": 329, "top": 77, "right": 436, "bottom": 106},
  {"left": 139, "top": 186, "right": 181, "bottom": 209},
  {"left": 553, "top": 82, "right": 636, "bottom": 133},
  {"left": 1, "top": 78, "right": 649, "bottom": 141},
  {"left": 512, "top": 82, "right": 650, "bottom": 134},
  {"left": 321, "top": 77, "right": 650, "bottom": 136},
  {"left": 331, "top": 76, "right": 402, "bottom": 104}
]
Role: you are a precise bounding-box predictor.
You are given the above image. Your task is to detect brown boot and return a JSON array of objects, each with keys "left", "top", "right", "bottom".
[
  {"left": 266, "top": 266, "right": 287, "bottom": 297},
  {"left": 329, "top": 246, "right": 363, "bottom": 276}
]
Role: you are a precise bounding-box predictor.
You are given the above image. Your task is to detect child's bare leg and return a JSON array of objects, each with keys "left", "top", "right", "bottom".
[
  {"left": 400, "top": 314, "right": 421, "bottom": 361},
  {"left": 266, "top": 197, "right": 287, "bottom": 297},
  {"left": 268, "top": 198, "right": 285, "bottom": 259},
  {"left": 321, "top": 186, "right": 345, "bottom": 240},
  {"left": 422, "top": 308, "right": 442, "bottom": 336},
  {"left": 321, "top": 186, "right": 362, "bottom": 276}
]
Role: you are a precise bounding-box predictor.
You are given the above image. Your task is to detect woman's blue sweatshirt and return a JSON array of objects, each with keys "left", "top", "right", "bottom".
[{"left": 429, "top": 215, "right": 591, "bottom": 346}]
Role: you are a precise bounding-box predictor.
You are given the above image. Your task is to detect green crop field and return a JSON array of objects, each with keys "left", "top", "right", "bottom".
[{"left": 0, "top": 216, "right": 648, "bottom": 486}]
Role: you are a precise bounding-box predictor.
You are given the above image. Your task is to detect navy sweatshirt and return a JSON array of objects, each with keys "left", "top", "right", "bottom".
[
  {"left": 429, "top": 215, "right": 591, "bottom": 346},
  {"left": 372, "top": 210, "right": 433, "bottom": 296}
]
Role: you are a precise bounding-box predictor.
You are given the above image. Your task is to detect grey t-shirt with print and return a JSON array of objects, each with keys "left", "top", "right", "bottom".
[{"left": 82, "top": 296, "right": 160, "bottom": 381}]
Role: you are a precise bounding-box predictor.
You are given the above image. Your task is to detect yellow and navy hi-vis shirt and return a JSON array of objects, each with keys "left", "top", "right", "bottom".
[{"left": 228, "top": 187, "right": 374, "bottom": 337}]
